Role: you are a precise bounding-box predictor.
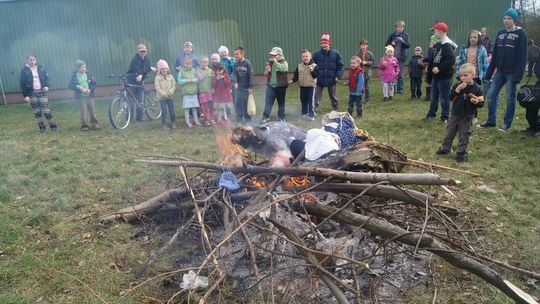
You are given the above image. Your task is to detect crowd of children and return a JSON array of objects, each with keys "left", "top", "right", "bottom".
[{"left": 19, "top": 6, "right": 536, "bottom": 163}]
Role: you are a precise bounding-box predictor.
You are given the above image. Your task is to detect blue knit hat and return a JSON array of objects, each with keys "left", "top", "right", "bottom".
[{"left": 504, "top": 7, "right": 520, "bottom": 22}]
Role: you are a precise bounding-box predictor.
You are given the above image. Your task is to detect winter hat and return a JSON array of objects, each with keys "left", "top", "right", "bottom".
[
  {"left": 429, "top": 22, "right": 448, "bottom": 33},
  {"left": 156, "top": 59, "right": 169, "bottom": 72},
  {"left": 218, "top": 45, "right": 229, "bottom": 54},
  {"left": 184, "top": 41, "right": 193, "bottom": 47},
  {"left": 137, "top": 44, "right": 147, "bottom": 52},
  {"left": 504, "top": 7, "right": 520, "bottom": 22},
  {"left": 320, "top": 32, "right": 331, "bottom": 45},
  {"left": 430, "top": 34, "right": 439, "bottom": 42},
  {"left": 385, "top": 45, "right": 394, "bottom": 53},
  {"left": 414, "top": 46, "right": 422, "bottom": 52},
  {"left": 75, "top": 60, "right": 86, "bottom": 70},
  {"left": 269, "top": 47, "right": 283, "bottom": 56}
]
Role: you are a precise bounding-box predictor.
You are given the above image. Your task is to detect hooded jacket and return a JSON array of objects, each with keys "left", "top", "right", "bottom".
[
  {"left": 20, "top": 65, "right": 49, "bottom": 97},
  {"left": 428, "top": 36, "right": 457, "bottom": 80},
  {"left": 485, "top": 27, "right": 528, "bottom": 82}
]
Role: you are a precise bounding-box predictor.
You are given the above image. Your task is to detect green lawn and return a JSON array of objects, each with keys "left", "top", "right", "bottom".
[{"left": 0, "top": 80, "right": 538, "bottom": 303}]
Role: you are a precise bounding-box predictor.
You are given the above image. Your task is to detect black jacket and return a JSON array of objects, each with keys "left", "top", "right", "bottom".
[
  {"left": 68, "top": 71, "right": 97, "bottom": 99},
  {"left": 20, "top": 65, "right": 49, "bottom": 97},
  {"left": 428, "top": 39, "right": 456, "bottom": 81},
  {"left": 450, "top": 82, "right": 484, "bottom": 118},
  {"left": 127, "top": 54, "right": 152, "bottom": 83}
]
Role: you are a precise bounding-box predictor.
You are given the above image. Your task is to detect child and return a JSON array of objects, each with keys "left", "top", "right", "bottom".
[
  {"left": 409, "top": 47, "right": 426, "bottom": 99},
  {"left": 177, "top": 57, "right": 201, "bottom": 128},
  {"left": 69, "top": 60, "right": 98, "bottom": 131},
  {"left": 385, "top": 20, "right": 410, "bottom": 94},
  {"left": 155, "top": 59, "right": 176, "bottom": 130},
  {"left": 424, "top": 35, "right": 440, "bottom": 101},
  {"left": 355, "top": 39, "right": 375, "bottom": 103},
  {"left": 347, "top": 56, "right": 365, "bottom": 117},
  {"left": 195, "top": 56, "right": 215, "bottom": 125},
  {"left": 378, "top": 45, "right": 400, "bottom": 101},
  {"left": 211, "top": 57, "right": 233, "bottom": 125},
  {"left": 290, "top": 49, "right": 318, "bottom": 120},
  {"left": 20, "top": 54, "right": 58, "bottom": 133},
  {"left": 435, "top": 63, "right": 484, "bottom": 163},
  {"left": 262, "top": 47, "right": 288, "bottom": 123},
  {"left": 233, "top": 47, "right": 254, "bottom": 122}
]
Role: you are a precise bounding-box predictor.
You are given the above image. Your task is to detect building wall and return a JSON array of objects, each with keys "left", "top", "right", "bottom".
[{"left": 0, "top": 0, "right": 509, "bottom": 93}]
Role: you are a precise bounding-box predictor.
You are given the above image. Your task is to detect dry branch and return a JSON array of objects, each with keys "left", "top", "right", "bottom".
[{"left": 288, "top": 201, "right": 536, "bottom": 304}]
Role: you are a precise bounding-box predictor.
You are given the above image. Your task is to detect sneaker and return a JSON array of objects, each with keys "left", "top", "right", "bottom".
[
  {"left": 477, "top": 122, "right": 496, "bottom": 128},
  {"left": 81, "top": 126, "right": 89, "bottom": 131},
  {"left": 185, "top": 123, "right": 193, "bottom": 128},
  {"left": 439, "top": 119, "right": 448, "bottom": 125},
  {"left": 435, "top": 147, "right": 450, "bottom": 155},
  {"left": 332, "top": 104, "right": 339, "bottom": 110},
  {"left": 383, "top": 97, "right": 389, "bottom": 101},
  {"left": 91, "top": 124, "right": 100, "bottom": 130},
  {"left": 456, "top": 154, "right": 468, "bottom": 163},
  {"left": 389, "top": 96, "right": 393, "bottom": 101},
  {"left": 49, "top": 124, "right": 58, "bottom": 132},
  {"left": 498, "top": 125, "right": 510, "bottom": 132},
  {"left": 261, "top": 117, "right": 269, "bottom": 123},
  {"left": 307, "top": 116, "right": 315, "bottom": 121},
  {"left": 161, "top": 124, "right": 168, "bottom": 130},
  {"left": 194, "top": 121, "right": 202, "bottom": 126},
  {"left": 422, "top": 116, "right": 435, "bottom": 121},
  {"left": 170, "top": 122, "right": 177, "bottom": 129},
  {"left": 356, "top": 111, "right": 362, "bottom": 118},
  {"left": 347, "top": 108, "right": 353, "bottom": 115},
  {"left": 279, "top": 118, "right": 286, "bottom": 122}
]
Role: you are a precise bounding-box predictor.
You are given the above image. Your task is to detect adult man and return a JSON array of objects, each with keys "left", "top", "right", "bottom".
[
  {"left": 478, "top": 8, "right": 528, "bottom": 132},
  {"left": 312, "top": 32, "right": 344, "bottom": 111},
  {"left": 127, "top": 44, "right": 154, "bottom": 121},
  {"left": 174, "top": 41, "right": 199, "bottom": 71},
  {"left": 233, "top": 47, "right": 254, "bottom": 122}
]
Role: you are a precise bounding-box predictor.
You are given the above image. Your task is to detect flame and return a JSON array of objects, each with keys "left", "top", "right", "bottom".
[
  {"left": 283, "top": 176, "right": 311, "bottom": 188},
  {"left": 215, "top": 127, "right": 247, "bottom": 166},
  {"left": 250, "top": 176, "right": 269, "bottom": 187}
]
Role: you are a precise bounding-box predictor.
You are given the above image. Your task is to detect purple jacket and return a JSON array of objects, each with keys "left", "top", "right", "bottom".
[{"left": 378, "top": 56, "right": 400, "bottom": 82}]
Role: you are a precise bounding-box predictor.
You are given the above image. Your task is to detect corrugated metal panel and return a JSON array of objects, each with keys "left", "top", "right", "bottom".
[{"left": 0, "top": 0, "right": 510, "bottom": 93}]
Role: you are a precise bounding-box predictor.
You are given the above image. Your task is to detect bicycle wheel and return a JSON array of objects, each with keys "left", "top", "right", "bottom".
[
  {"left": 109, "top": 95, "right": 131, "bottom": 129},
  {"left": 144, "top": 89, "right": 162, "bottom": 120}
]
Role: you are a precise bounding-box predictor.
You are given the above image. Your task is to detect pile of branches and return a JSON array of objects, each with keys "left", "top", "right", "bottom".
[{"left": 100, "top": 142, "right": 538, "bottom": 304}]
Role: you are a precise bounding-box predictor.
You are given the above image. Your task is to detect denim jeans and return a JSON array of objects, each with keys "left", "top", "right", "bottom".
[
  {"left": 364, "top": 77, "right": 370, "bottom": 101},
  {"left": 235, "top": 88, "right": 251, "bottom": 121},
  {"left": 300, "top": 87, "right": 315, "bottom": 118},
  {"left": 426, "top": 77, "right": 451, "bottom": 120},
  {"left": 263, "top": 85, "right": 287, "bottom": 119},
  {"left": 348, "top": 95, "right": 363, "bottom": 116},
  {"left": 486, "top": 72, "right": 518, "bottom": 127},
  {"left": 397, "top": 59, "right": 405, "bottom": 93},
  {"left": 160, "top": 99, "right": 175, "bottom": 124}
]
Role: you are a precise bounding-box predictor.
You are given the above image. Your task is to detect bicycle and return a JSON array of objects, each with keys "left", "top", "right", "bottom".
[{"left": 108, "top": 74, "right": 161, "bottom": 129}]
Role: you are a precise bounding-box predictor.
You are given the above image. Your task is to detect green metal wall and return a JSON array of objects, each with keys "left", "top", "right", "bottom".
[{"left": 0, "top": 0, "right": 509, "bottom": 93}]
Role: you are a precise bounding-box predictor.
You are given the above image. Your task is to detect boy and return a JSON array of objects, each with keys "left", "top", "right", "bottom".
[
  {"left": 409, "top": 46, "right": 425, "bottom": 99},
  {"left": 68, "top": 60, "right": 99, "bottom": 131},
  {"left": 424, "top": 22, "right": 457, "bottom": 124},
  {"left": 233, "top": 47, "right": 254, "bottom": 122},
  {"left": 290, "top": 49, "right": 318, "bottom": 120},
  {"left": 348, "top": 56, "right": 365, "bottom": 117},
  {"left": 385, "top": 20, "right": 411, "bottom": 94},
  {"left": 435, "top": 63, "right": 484, "bottom": 162},
  {"left": 313, "top": 32, "right": 344, "bottom": 110},
  {"left": 355, "top": 39, "right": 375, "bottom": 103}
]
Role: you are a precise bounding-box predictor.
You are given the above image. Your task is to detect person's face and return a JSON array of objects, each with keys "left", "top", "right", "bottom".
[
  {"left": 460, "top": 71, "right": 474, "bottom": 84},
  {"left": 211, "top": 57, "right": 220, "bottom": 65},
  {"left": 350, "top": 59, "right": 359, "bottom": 69},
  {"left": 360, "top": 43, "right": 368, "bottom": 51},
  {"left": 183, "top": 61, "right": 192, "bottom": 69},
  {"left": 138, "top": 50, "right": 146, "bottom": 59},
  {"left": 386, "top": 51, "right": 393, "bottom": 57},
  {"left": 434, "top": 29, "right": 444, "bottom": 39},
  {"left": 27, "top": 56, "right": 37, "bottom": 67},
  {"left": 503, "top": 16, "right": 515, "bottom": 28},
  {"left": 201, "top": 58, "right": 209, "bottom": 68},
  {"left": 234, "top": 50, "right": 244, "bottom": 61},
  {"left": 219, "top": 50, "right": 228, "bottom": 58},
  {"left": 301, "top": 52, "right": 311, "bottom": 63},
  {"left": 481, "top": 27, "right": 487, "bottom": 36},
  {"left": 320, "top": 42, "right": 330, "bottom": 51},
  {"left": 469, "top": 33, "right": 479, "bottom": 46},
  {"left": 415, "top": 50, "right": 421, "bottom": 56},
  {"left": 78, "top": 64, "right": 87, "bottom": 74},
  {"left": 159, "top": 68, "right": 168, "bottom": 75},
  {"left": 184, "top": 45, "right": 192, "bottom": 54},
  {"left": 396, "top": 24, "right": 405, "bottom": 32}
]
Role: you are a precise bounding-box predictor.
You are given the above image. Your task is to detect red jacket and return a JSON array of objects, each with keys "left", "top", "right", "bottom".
[
  {"left": 212, "top": 69, "right": 232, "bottom": 103},
  {"left": 348, "top": 66, "right": 364, "bottom": 94}
]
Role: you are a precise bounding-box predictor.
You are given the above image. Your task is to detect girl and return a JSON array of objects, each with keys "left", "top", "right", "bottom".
[
  {"left": 20, "top": 54, "right": 58, "bottom": 133},
  {"left": 211, "top": 53, "right": 233, "bottom": 125},
  {"left": 378, "top": 45, "right": 400, "bottom": 101},
  {"left": 177, "top": 57, "right": 201, "bottom": 128},
  {"left": 195, "top": 56, "right": 215, "bottom": 125},
  {"left": 69, "top": 60, "right": 99, "bottom": 131},
  {"left": 155, "top": 59, "right": 177, "bottom": 129}
]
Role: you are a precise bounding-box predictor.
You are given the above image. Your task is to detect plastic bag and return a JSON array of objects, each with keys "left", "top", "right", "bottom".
[
  {"left": 218, "top": 169, "right": 240, "bottom": 190},
  {"left": 247, "top": 93, "right": 256, "bottom": 116},
  {"left": 180, "top": 270, "right": 209, "bottom": 290}
]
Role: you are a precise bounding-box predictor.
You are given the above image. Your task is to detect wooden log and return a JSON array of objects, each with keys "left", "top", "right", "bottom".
[
  {"left": 136, "top": 160, "right": 455, "bottom": 186},
  {"left": 287, "top": 201, "right": 536, "bottom": 304}
]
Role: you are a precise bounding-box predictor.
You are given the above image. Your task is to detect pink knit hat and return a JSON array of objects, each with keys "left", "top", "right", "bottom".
[
  {"left": 156, "top": 59, "right": 169, "bottom": 72},
  {"left": 320, "top": 32, "right": 331, "bottom": 45}
]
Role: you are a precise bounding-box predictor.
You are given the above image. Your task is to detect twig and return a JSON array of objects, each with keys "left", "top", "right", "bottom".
[
  {"left": 41, "top": 267, "right": 109, "bottom": 304},
  {"left": 407, "top": 158, "right": 480, "bottom": 177}
]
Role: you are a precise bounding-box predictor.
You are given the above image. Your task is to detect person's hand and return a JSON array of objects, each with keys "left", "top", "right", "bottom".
[
  {"left": 248, "top": 88, "right": 253, "bottom": 94},
  {"left": 150, "top": 66, "right": 157, "bottom": 72},
  {"left": 456, "top": 82, "right": 467, "bottom": 92},
  {"left": 43, "top": 86, "right": 49, "bottom": 92},
  {"left": 234, "top": 83, "right": 238, "bottom": 89},
  {"left": 288, "top": 80, "right": 293, "bottom": 85},
  {"left": 335, "top": 77, "right": 339, "bottom": 82},
  {"left": 391, "top": 41, "right": 396, "bottom": 46},
  {"left": 432, "top": 67, "right": 439, "bottom": 74},
  {"left": 136, "top": 74, "right": 143, "bottom": 82},
  {"left": 24, "top": 96, "right": 30, "bottom": 103}
]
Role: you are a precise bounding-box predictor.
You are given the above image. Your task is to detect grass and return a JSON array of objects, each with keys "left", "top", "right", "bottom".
[{"left": 0, "top": 79, "right": 538, "bottom": 303}]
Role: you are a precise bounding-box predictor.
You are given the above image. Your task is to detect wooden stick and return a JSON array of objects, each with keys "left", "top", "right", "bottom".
[
  {"left": 136, "top": 159, "right": 456, "bottom": 186},
  {"left": 407, "top": 158, "right": 480, "bottom": 177}
]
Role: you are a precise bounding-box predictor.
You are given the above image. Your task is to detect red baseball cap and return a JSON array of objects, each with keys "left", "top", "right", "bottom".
[{"left": 429, "top": 22, "right": 448, "bottom": 32}]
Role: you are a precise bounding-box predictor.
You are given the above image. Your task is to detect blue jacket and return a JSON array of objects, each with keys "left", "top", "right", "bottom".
[
  {"left": 174, "top": 52, "right": 199, "bottom": 70},
  {"left": 409, "top": 55, "right": 425, "bottom": 77},
  {"left": 486, "top": 27, "right": 528, "bottom": 82},
  {"left": 456, "top": 45, "right": 488, "bottom": 80},
  {"left": 20, "top": 65, "right": 49, "bottom": 97},
  {"left": 385, "top": 31, "right": 410, "bottom": 62},
  {"left": 312, "top": 48, "right": 344, "bottom": 87},
  {"left": 221, "top": 57, "right": 236, "bottom": 81},
  {"left": 68, "top": 71, "right": 97, "bottom": 99}
]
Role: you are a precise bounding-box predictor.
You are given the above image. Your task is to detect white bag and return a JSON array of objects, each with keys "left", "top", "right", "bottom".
[{"left": 305, "top": 129, "right": 341, "bottom": 161}]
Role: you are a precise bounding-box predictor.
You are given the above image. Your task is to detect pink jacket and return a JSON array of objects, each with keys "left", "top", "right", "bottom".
[{"left": 378, "top": 56, "right": 400, "bottom": 83}]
